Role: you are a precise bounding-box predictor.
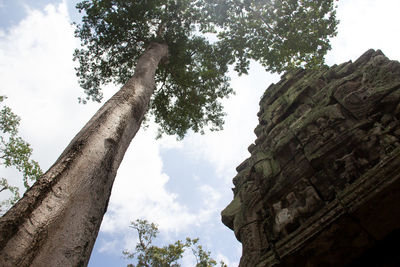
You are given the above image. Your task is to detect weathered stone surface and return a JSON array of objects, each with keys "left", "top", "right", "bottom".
[{"left": 222, "top": 49, "right": 400, "bottom": 266}]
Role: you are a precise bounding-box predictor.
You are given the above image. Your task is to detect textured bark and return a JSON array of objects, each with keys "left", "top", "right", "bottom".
[
  {"left": 222, "top": 49, "right": 400, "bottom": 266},
  {"left": 0, "top": 42, "right": 168, "bottom": 267}
]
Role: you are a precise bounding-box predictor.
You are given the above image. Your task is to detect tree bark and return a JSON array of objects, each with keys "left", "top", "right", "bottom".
[{"left": 0, "top": 42, "right": 168, "bottom": 267}]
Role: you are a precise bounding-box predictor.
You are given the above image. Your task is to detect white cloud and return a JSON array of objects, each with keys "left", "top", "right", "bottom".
[
  {"left": 97, "top": 239, "right": 118, "bottom": 254},
  {"left": 326, "top": 0, "right": 400, "bottom": 64},
  {"left": 199, "top": 184, "right": 222, "bottom": 212},
  {"left": 100, "top": 125, "right": 206, "bottom": 235},
  {"left": 180, "top": 249, "right": 197, "bottom": 267},
  {"left": 217, "top": 252, "right": 239, "bottom": 267},
  {"left": 101, "top": 126, "right": 228, "bottom": 237}
]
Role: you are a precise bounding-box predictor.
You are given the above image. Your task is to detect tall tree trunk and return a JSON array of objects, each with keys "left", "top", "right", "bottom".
[{"left": 0, "top": 42, "right": 168, "bottom": 267}]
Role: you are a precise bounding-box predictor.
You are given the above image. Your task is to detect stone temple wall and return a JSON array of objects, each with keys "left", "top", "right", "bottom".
[{"left": 222, "top": 49, "right": 400, "bottom": 266}]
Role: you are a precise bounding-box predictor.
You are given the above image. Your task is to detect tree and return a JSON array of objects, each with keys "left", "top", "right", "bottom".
[
  {"left": 73, "top": 0, "right": 338, "bottom": 138},
  {"left": 123, "top": 219, "right": 227, "bottom": 267},
  {"left": 0, "top": 1, "right": 338, "bottom": 266},
  {"left": 0, "top": 96, "right": 42, "bottom": 214}
]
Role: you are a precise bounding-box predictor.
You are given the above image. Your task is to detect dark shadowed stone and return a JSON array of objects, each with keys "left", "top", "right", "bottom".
[{"left": 222, "top": 50, "right": 400, "bottom": 266}]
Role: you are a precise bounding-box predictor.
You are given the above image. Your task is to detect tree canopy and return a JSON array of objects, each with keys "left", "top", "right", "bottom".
[
  {"left": 214, "top": 0, "right": 338, "bottom": 73},
  {"left": 74, "top": 0, "right": 338, "bottom": 139},
  {"left": 123, "top": 219, "right": 227, "bottom": 267},
  {"left": 0, "top": 96, "right": 42, "bottom": 214}
]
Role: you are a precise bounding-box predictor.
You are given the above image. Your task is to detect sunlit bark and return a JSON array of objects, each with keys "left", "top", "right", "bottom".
[{"left": 0, "top": 42, "right": 168, "bottom": 267}]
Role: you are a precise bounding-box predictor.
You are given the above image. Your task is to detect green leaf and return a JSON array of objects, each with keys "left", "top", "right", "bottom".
[
  {"left": 123, "top": 219, "right": 225, "bottom": 267},
  {"left": 0, "top": 95, "right": 42, "bottom": 214}
]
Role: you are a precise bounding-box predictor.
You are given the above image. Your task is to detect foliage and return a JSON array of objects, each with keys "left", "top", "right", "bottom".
[
  {"left": 73, "top": 0, "right": 338, "bottom": 139},
  {"left": 0, "top": 96, "right": 42, "bottom": 214},
  {"left": 74, "top": 0, "right": 233, "bottom": 139},
  {"left": 213, "top": 0, "right": 338, "bottom": 73},
  {"left": 123, "top": 219, "right": 227, "bottom": 267}
]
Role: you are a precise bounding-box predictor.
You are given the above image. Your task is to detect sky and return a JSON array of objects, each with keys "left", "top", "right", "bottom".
[{"left": 0, "top": 0, "right": 400, "bottom": 266}]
